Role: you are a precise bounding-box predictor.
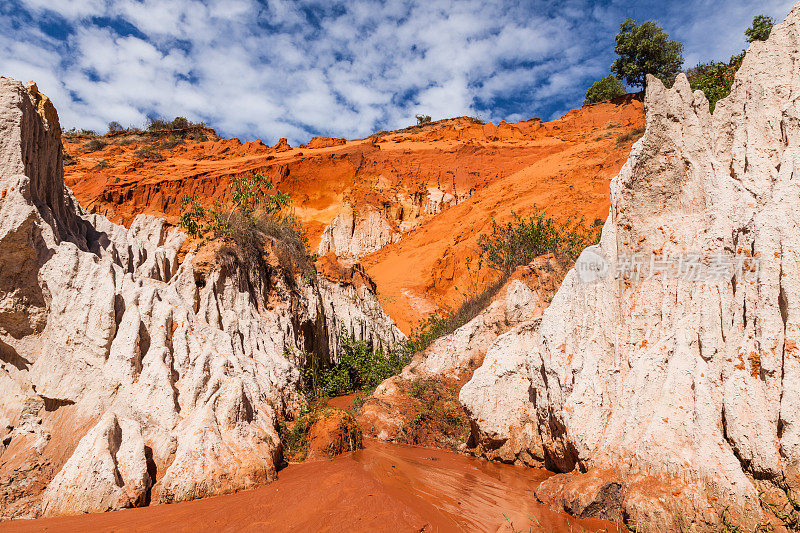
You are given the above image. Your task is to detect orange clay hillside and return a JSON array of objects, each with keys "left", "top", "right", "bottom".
[{"left": 63, "top": 96, "right": 643, "bottom": 332}]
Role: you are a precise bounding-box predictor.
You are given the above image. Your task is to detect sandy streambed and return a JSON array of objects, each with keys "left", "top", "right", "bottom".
[{"left": 0, "top": 440, "right": 619, "bottom": 533}]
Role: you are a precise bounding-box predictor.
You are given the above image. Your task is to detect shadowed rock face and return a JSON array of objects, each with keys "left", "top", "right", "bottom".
[
  {"left": 0, "top": 76, "right": 402, "bottom": 519},
  {"left": 460, "top": 4, "right": 800, "bottom": 530}
]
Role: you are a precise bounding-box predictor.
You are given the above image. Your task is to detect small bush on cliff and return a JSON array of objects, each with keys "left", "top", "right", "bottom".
[
  {"left": 179, "top": 173, "right": 310, "bottom": 275},
  {"left": 179, "top": 173, "right": 290, "bottom": 238},
  {"left": 64, "top": 128, "right": 99, "bottom": 137},
  {"left": 611, "top": 19, "right": 684, "bottom": 89},
  {"left": 685, "top": 55, "right": 744, "bottom": 112},
  {"left": 584, "top": 75, "right": 627, "bottom": 105},
  {"left": 685, "top": 15, "right": 769, "bottom": 113},
  {"left": 147, "top": 116, "right": 207, "bottom": 134},
  {"left": 179, "top": 195, "right": 207, "bottom": 238},
  {"left": 746, "top": 15, "right": 774, "bottom": 43},
  {"left": 403, "top": 210, "right": 600, "bottom": 353},
  {"left": 81, "top": 139, "right": 106, "bottom": 152},
  {"left": 394, "top": 212, "right": 597, "bottom": 357},
  {"left": 107, "top": 121, "right": 125, "bottom": 134},
  {"left": 228, "top": 173, "right": 291, "bottom": 220},
  {"left": 477, "top": 210, "right": 599, "bottom": 275},
  {"left": 405, "top": 275, "right": 508, "bottom": 354},
  {"left": 416, "top": 114, "right": 432, "bottom": 125}
]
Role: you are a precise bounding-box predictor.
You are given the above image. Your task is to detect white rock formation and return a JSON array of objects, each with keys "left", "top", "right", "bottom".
[
  {"left": 461, "top": 5, "right": 800, "bottom": 529},
  {"left": 359, "top": 256, "right": 567, "bottom": 441},
  {"left": 317, "top": 203, "right": 400, "bottom": 258},
  {"left": 423, "top": 186, "right": 465, "bottom": 216},
  {"left": 0, "top": 77, "right": 402, "bottom": 518},
  {"left": 405, "top": 257, "right": 566, "bottom": 380},
  {"left": 41, "top": 413, "right": 150, "bottom": 515},
  {"left": 317, "top": 185, "right": 473, "bottom": 259}
]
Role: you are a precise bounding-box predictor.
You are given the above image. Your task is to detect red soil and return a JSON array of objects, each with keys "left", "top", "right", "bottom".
[
  {"left": 0, "top": 440, "right": 622, "bottom": 533},
  {"left": 63, "top": 97, "right": 643, "bottom": 332}
]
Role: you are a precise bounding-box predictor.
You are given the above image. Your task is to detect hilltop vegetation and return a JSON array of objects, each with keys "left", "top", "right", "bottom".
[{"left": 584, "top": 14, "right": 776, "bottom": 113}]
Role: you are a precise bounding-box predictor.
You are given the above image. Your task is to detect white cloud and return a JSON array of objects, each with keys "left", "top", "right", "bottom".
[
  {"left": 19, "top": 0, "right": 109, "bottom": 20},
  {"left": 3, "top": 0, "right": 796, "bottom": 143}
]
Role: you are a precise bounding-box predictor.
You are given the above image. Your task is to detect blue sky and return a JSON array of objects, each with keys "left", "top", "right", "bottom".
[{"left": 0, "top": 0, "right": 794, "bottom": 144}]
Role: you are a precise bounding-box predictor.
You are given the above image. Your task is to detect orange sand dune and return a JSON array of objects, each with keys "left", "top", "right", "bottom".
[{"left": 63, "top": 98, "right": 643, "bottom": 331}]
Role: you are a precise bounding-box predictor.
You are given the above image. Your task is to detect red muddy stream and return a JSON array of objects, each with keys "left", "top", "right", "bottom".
[{"left": 0, "top": 440, "right": 620, "bottom": 533}]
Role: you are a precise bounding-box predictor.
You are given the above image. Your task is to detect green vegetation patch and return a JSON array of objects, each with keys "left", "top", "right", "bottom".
[{"left": 301, "top": 332, "right": 411, "bottom": 399}]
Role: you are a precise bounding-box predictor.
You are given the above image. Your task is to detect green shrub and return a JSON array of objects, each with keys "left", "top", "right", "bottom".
[
  {"left": 686, "top": 55, "right": 743, "bottom": 113},
  {"left": 302, "top": 332, "right": 411, "bottom": 398},
  {"left": 584, "top": 75, "right": 627, "bottom": 105},
  {"left": 179, "top": 173, "right": 291, "bottom": 239},
  {"left": 147, "top": 116, "right": 206, "bottom": 133},
  {"left": 746, "top": 15, "right": 774, "bottom": 43},
  {"left": 415, "top": 114, "right": 432, "bottom": 125},
  {"left": 228, "top": 173, "right": 290, "bottom": 220},
  {"left": 477, "top": 209, "right": 599, "bottom": 275},
  {"left": 403, "top": 210, "right": 599, "bottom": 353},
  {"left": 405, "top": 275, "right": 508, "bottom": 354},
  {"left": 64, "top": 128, "right": 98, "bottom": 137},
  {"left": 278, "top": 407, "right": 362, "bottom": 462},
  {"left": 179, "top": 173, "right": 310, "bottom": 279},
  {"left": 171, "top": 116, "right": 190, "bottom": 129},
  {"left": 179, "top": 195, "right": 207, "bottom": 238},
  {"left": 685, "top": 16, "right": 772, "bottom": 113},
  {"left": 107, "top": 121, "right": 125, "bottom": 134},
  {"left": 611, "top": 19, "right": 684, "bottom": 88}
]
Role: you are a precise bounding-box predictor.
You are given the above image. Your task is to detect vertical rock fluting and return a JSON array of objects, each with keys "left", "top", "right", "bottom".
[
  {"left": 0, "top": 76, "right": 402, "bottom": 519},
  {"left": 461, "top": 5, "right": 800, "bottom": 529},
  {"left": 317, "top": 203, "right": 401, "bottom": 258}
]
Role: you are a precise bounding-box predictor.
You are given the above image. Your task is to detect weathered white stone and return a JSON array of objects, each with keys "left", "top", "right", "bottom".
[
  {"left": 360, "top": 256, "right": 566, "bottom": 442},
  {"left": 41, "top": 413, "right": 150, "bottom": 516},
  {"left": 461, "top": 5, "right": 800, "bottom": 529},
  {"left": 317, "top": 203, "right": 400, "bottom": 258},
  {"left": 0, "top": 76, "right": 403, "bottom": 518}
]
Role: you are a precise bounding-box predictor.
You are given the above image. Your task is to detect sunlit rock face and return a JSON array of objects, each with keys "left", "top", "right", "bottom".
[
  {"left": 317, "top": 203, "right": 401, "bottom": 258},
  {"left": 0, "top": 76, "right": 402, "bottom": 518},
  {"left": 461, "top": 5, "right": 800, "bottom": 529}
]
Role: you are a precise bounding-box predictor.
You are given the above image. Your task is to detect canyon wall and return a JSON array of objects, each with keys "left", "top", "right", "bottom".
[
  {"left": 358, "top": 255, "right": 569, "bottom": 444},
  {"left": 316, "top": 203, "right": 400, "bottom": 258},
  {"left": 62, "top": 102, "right": 643, "bottom": 332},
  {"left": 461, "top": 5, "right": 800, "bottom": 529},
  {"left": 0, "top": 77, "right": 401, "bottom": 519}
]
